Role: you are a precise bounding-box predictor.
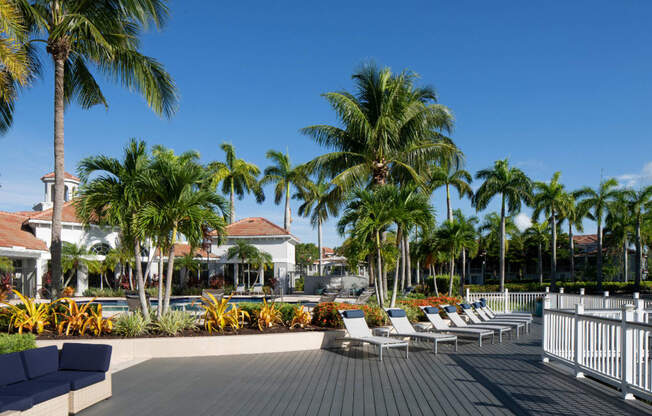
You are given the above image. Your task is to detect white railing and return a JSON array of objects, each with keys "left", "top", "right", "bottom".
[
  {"left": 466, "top": 289, "right": 545, "bottom": 314},
  {"left": 543, "top": 299, "right": 652, "bottom": 401}
]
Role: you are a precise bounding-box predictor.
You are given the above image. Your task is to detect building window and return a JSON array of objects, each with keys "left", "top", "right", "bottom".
[{"left": 90, "top": 243, "right": 111, "bottom": 255}]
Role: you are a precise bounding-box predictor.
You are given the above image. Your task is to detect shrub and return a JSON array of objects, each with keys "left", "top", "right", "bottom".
[
  {"left": 198, "top": 294, "right": 248, "bottom": 333},
  {"left": 55, "top": 298, "right": 96, "bottom": 335},
  {"left": 4, "top": 290, "right": 51, "bottom": 334},
  {"left": 151, "top": 311, "right": 197, "bottom": 336},
  {"left": 113, "top": 312, "right": 150, "bottom": 337},
  {"left": 255, "top": 299, "right": 283, "bottom": 331},
  {"left": 311, "top": 302, "right": 387, "bottom": 328},
  {"left": 290, "top": 305, "right": 311, "bottom": 329},
  {"left": 423, "top": 275, "right": 460, "bottom": 295},
  {"left": 0, "top": 333, "right": 36, "bottom": 354},
  {"left": 81, "top": 305, "right": 113, "bottom": 336},
  {"left": 295, "top": 277, "right": 304, "bottom": 291},
  {"left": 61, "top": 287, "right": 75, "bottom": 297}
]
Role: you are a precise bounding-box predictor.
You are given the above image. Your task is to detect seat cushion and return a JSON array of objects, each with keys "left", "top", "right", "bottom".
[
  {"left": 460, "top": 303, "right": 471, "bottom": 310},
  {"left": 444, "top": 306, "right": 458, "bottom": 313},
  {"left": 59, "top": 343, "right": 112, "bottom": 372},
  {"left": 0, "top": 380, "right": 70, "bottom": 405},
  {"left": 386, "top": 309, "right": 406, "bottom": 318},
  {"left": 342, "top": 309, "right": 364, "bottom": 319},
  {"left": 0, "top": 352, "right": 27, "bottom": 386},
  {"left": 0, "top": 395, "right": 33, "bottom": 412},
  {"left": 423, "top": 306, "right": 439, "bottom": 315},
  {"left": 36, "top": 371, "right": 105, "bottom": 391},
  {"left": 20, "top": 346, "right": 59, "bottom": 379}
]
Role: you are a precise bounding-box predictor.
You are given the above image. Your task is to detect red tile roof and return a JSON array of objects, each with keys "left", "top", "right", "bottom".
[
  {"left": 217, "top": 217, "right": 295, "bottom": 238},
  {"left": 40, "top": 172, "right": 81, "bottom": 182},
  {"left": 0, "top": 212, "right": 48, "bottom": 251},
  {"left": 573, "top": 234, "right": 597, "bottom": 245},
  {"left": 155, "top": 244, "right": 218, "bottom": 259},
  {"left": 28, "top": 201, "right": 84, "bottom": 223}
]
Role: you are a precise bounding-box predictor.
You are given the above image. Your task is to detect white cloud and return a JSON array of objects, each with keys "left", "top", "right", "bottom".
[
  {"left": 616, "top": 162, "right": 652, "bottom": 188},
  {"left": 514, "top": 212, "right": 532, "bottom": 232}
]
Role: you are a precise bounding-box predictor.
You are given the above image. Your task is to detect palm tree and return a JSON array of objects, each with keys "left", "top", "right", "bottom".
[
  {"left": 19, "top": 1, "right": 178, "bottom": 295},
  {"left": 208, "top": 143, "right": 264, "bottom": 224},
  {"left": 139, "top": 147, "right": 229, "bottom": 313},
  {"left": 605, "top": 193, "right": 634, "bottom": 282},
  {"left": 623, "top": 186, "right": 652, "bottom": 290},
  {"left": 260, "top": 150, "right": 305, "bottom": 231},
  {"left": 453, "top": 209, "right": 479, "bottom": 295},
  {"left": 435, "top": 219, "right": 478, "bottom": 296},
  {"left": 426, "top": 162, "right": 472, "bottom": 221},
  {"left": 575, "top": 178, "right": 619, "bottom": 288},
  {"left": 564, "top": 194, "right": 587, "bottom": 282},
  {"left": 250, "top": 249, "right": 273, "bottom": 286},
  {"left": 302, "top": 63, "right": 459, "bottom": 191},
  {"left": 226, "top": 240, "right": 258, "bottom": 287},
  {"left": 294, "top": 178, "right": 339, "bottom": 276},
  {"left": 524, "top": 221, "right": 549, "bottom": 284},
  {"left": 174, "top": 252, "right": 200, "bottom": 288},
  {"left": 338, "top": 186, "right": 397, "bottom": 305},
  {"left": 531, "top": 172, "right": 573, "bottom": 287},
  {"left": 61, "top": 242, "right": 100, "bottom": 289},
  {"left": 473, "top": 159, "right": 532, "bottom": 291}
]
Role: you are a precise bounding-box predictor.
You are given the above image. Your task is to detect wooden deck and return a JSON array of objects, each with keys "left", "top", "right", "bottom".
[{"left": 81, "top": 321, "right": 651, "bottom": 416}]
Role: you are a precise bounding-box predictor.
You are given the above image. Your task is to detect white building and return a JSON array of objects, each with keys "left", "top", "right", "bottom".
[{"left": 0, "top": 172, "right": 298, "bottom": 296}]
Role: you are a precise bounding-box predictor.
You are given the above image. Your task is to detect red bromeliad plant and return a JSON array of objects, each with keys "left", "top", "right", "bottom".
[{"left": 311, "top": 302, "right": 387, "bottom": 328}]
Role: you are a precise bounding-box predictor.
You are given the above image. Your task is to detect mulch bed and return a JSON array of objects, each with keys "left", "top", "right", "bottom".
[{"left": 35, "top": 325, "right": 331, "bottom": 340}]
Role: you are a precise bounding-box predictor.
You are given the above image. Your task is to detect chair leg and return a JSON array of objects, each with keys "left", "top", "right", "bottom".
[
  {"left": 379, "top": 345, "right": 383, "bottom": 362},
  {"left": 455, "top": 338, "right": 458, "bottom": 352},
  {"left": 434, "top": 340, "right": 437, "bottom": 354},
  {"left": 406, "top": 344, "right": 409, "bottom": 359}
]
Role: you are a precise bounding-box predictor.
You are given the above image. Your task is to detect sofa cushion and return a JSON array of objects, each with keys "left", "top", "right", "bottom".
[
  {"left": 386, "top": 309, "right": 407, "bottom": 318},
  {"left": 0, "top": 380, "right": 70, "bottom": 405},
  {"left": 0, "top": 395, "right": 33, "bottom": 412},
  {"left": 59, "top": 343, "right": 112, "bottom": 372},
  {"left": 0, "top": 352, "right": 27, "bottom": 386},
  {"left": 20, "top": 346, "right": 59, "bottom": 379},
  {"left": 460, "top": 303, "right": 471, "bottom": 310},
  {"left": 423, "top": 306, "right": 439, "bottom": 315},
  {"left": 341, "top": 309, "right": 364, "bottom": 319},
  {"left": 36, "top": 371, "right": 105, "bottom": 391},
  {"left": 444, "top": 305, "right": 458, "bottom": 313}
]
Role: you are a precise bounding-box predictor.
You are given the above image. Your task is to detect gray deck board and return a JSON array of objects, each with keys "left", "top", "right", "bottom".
[{"left": 80, "top": 320, "right": 652, "bottom": 416}]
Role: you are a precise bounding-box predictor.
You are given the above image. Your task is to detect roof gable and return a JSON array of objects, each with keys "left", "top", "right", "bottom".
[
  {"left": 0, "top": 212, "right": 48, "bottom": 251},
  {"left": 41, "top": 172, "right": 80, "bottom": 182},
  {"left": 222, "top": 217, "right": 296, "bottom": 239},
  {"left": 29, "top": 201, "right": 83, "bottom": 224}
]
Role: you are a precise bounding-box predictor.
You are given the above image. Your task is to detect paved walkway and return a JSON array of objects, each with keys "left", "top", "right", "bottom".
[{"left": 81, "top": 321, "right": 651, "bottom": 415}]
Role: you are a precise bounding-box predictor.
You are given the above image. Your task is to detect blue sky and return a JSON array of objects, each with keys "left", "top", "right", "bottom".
[{"left": 1, "top": 0, "right": 651, "bottom": 247}]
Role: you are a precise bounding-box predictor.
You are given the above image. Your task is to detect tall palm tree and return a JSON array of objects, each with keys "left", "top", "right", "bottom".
[
  {"left": 473, "top": 159, "right": 532, "bottom": 290},
  {"left": 605, "top": 192, "right": 634, "bottom": 282},
  {"left": 435, "top": 219, "right": 478, "bottom": 296},
  {"left": 531, "top": 172, "right": 573, "bottom": 287},
  {"left": 139, "top": 147, "right": 229, "bottom": 313},
  {"left": 453, "top": 209, "right": 478, "bottom": 295},
  {"left": 77, "top": 139, "right": 152, "bottom": 314},
  {"left": 294, "top": 178, "right": 339, "bottom": 276},
  {"left": 426, "top": 162, "right": 472, "bottom": 221},
  {"left": 19, "top": 1, "right": 178, "bottom": 295},
  {"left": 575, "top": 178, "right": 619, "bottom": 288},
  {"left": 261, "top": 150, "right": 305, "bottom": 231},
  {"left": 564, "top": 193, "right": 587, "bottom": 282},
  {"left": 338, "top": 186, "right": 397, "bottom": 305},
  {"left": 208, "top": 142, "right": 264, "bottom": 224},
  {"left": 524, "top": 221, "right": 549, "bottom": 284},
  {"left": 226, "top": 240, "right": 257, "bottom": 287},
  {"left": 301, "top": 63, "right": 459, "bottom": 191},
  {"left": 623, "top": 186, "right": 652, "bottom": 290}
]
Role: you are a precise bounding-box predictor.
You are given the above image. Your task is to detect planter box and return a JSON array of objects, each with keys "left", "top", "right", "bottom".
[{"left": 36, "top": 330, "right": 344, "bottom": 371}]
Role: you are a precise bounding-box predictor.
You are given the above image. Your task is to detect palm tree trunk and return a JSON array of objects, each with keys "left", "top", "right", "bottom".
[
  {"left": 551, "top": 211, "right": 557, "bottom": 287},
  {"left": 284, "top": 183, "right": 291, "bottom": 231},
  {"left": 318, "top": 219, "right": 323, "bottom": 276},
  {"left": 157, "top": 249, "right": 164, "bottom": 318},
  {"left": 460, "top": 249, "right": 466, "bottom": 297},
  {"left": 163, "top": 227, "right": 178, "bottom": 313},
  {"left": 597, "top": 221, "right": 603, "bottom": 289},
  {"left": 430, "top": 264, "right": 438, "bottom": 295},
  {"left": 569, "top": 223, "right": 575, "bottom": 282},
  {"left": 405, "top": 235, "right": 412, "bottom": 287},
  {"left": 623, "top": 238, "right": 629, "bottom": 283},
  {"left": 390, "top": 252, "right": 400, "bottom": 307},
  {"left": 448, "top": 255, "right": 455, "bottom": 296},
  {"left": 446, "top": 184, "right": 453, "bottom": 221},
  {"left": 636, "top": 217, "right": 642, "bottom": 290},
  {"left": 133, "top": 240, "right": 149, "bottom": 316},
  {"left": 128, "top": 266, "right": 133, "bottom": 290},
  {"left": 230, "top": 180, "right": 235, "bottom": 224},
  {"left": 400, "top": 237, "right": 407, "bottom": 291},
  {"left": 415, "top": 259, "right": 420, "bottom": 285},
  {"left": 538, "top": 243, "right": 543, "bottom": 284},
  {"left": 368, "top": 255, "right": 374, "bottom": 286},
  {"left": 50, "top": 54, "right": 67, "bottom": 298},
  {"left": 375, "top": 232, "right": 384, "bottom": 306},
  {"left": 499, "top": 195, "right": 506, "bottom": 291}
]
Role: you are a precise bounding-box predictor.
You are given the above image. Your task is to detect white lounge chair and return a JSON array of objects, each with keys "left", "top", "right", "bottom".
[
  {"left": 251, "top": 284, "right": 264, "bottom": 295},
  {"left": 472, "top": 302, "right": 530, "bottom": 333},
  {"left": 384, "top": 308, "right": 457, "bottom": 354},
  {"left": 460, "top": 303, "right": 524, "bottom": 337},
  {"left": 479, "top": 298, "right": 533, "bottom": 320},
  {"left": 338, "top": 309, "right": 409, "bottom": 361},
  {"left": 419, "top": 306, "right": 494, "bottom": 346},
  {"left": 442, "top": 305, "right": 512, "bottom": 342},
  {"left": 234, "top": 284, "right": 246, "bottom": 295}
]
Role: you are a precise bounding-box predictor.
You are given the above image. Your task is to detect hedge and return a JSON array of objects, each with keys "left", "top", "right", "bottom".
[{"left": 0, "top": 333, "right": 36, "bottom": 354}]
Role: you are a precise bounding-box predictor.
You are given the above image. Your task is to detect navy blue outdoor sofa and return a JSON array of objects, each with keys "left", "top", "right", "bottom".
[{"left": 0, "top": 343, "right": 112, "bottom": 415}]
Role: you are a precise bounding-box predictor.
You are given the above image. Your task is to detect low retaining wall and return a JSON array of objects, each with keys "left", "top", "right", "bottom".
[{"left": 36, "top": 330, "right": 345, "bottom": 370}]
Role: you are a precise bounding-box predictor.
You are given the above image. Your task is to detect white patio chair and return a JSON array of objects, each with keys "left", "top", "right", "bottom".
[
  {"left": 337, "top": 309, "right": 409, "bottom": 361},
  {"left": 384, "top": 308, "right": 457, "bottom": 354}
]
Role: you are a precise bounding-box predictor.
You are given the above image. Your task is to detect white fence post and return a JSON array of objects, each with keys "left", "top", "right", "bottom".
[
  {"left": 574, "top": 303, "right": 584, "bottom": 378},
  {"left": 465, "top": 288, "right": 470, "bottom": 302},
  {"left": 579, "top": 288, "right": 585, "bottom": 306},
  {"left": 504, "top": 288, "right": 509, "bottom": 313},
  {"left": 559, "top": 287, "right": 564, "bottom": 308},
  {"left": 542, "top": 295, "right": 551, "bottom": 363},
  {"left": 634, "top": 297, "right": 645, "bottom": 323},
  {"left": 621, "top": 304, "right": 635, "bottom": 400},
  {"left": 603, "top": 291, "right": 610, "bottom": 309}
]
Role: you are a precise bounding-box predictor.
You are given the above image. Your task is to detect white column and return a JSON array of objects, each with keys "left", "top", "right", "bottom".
[
  {"left": 574, "top": 303, "right": 585, "bottom": 378},
  {"left": 259, "top": 264, "right": 264, "bottom": 285},
  {"left": 75, "top": 264, "right": 88, "bottom": 296},
  {"left": 621, "top": 304, "right": 635, "bottom": 400}
]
